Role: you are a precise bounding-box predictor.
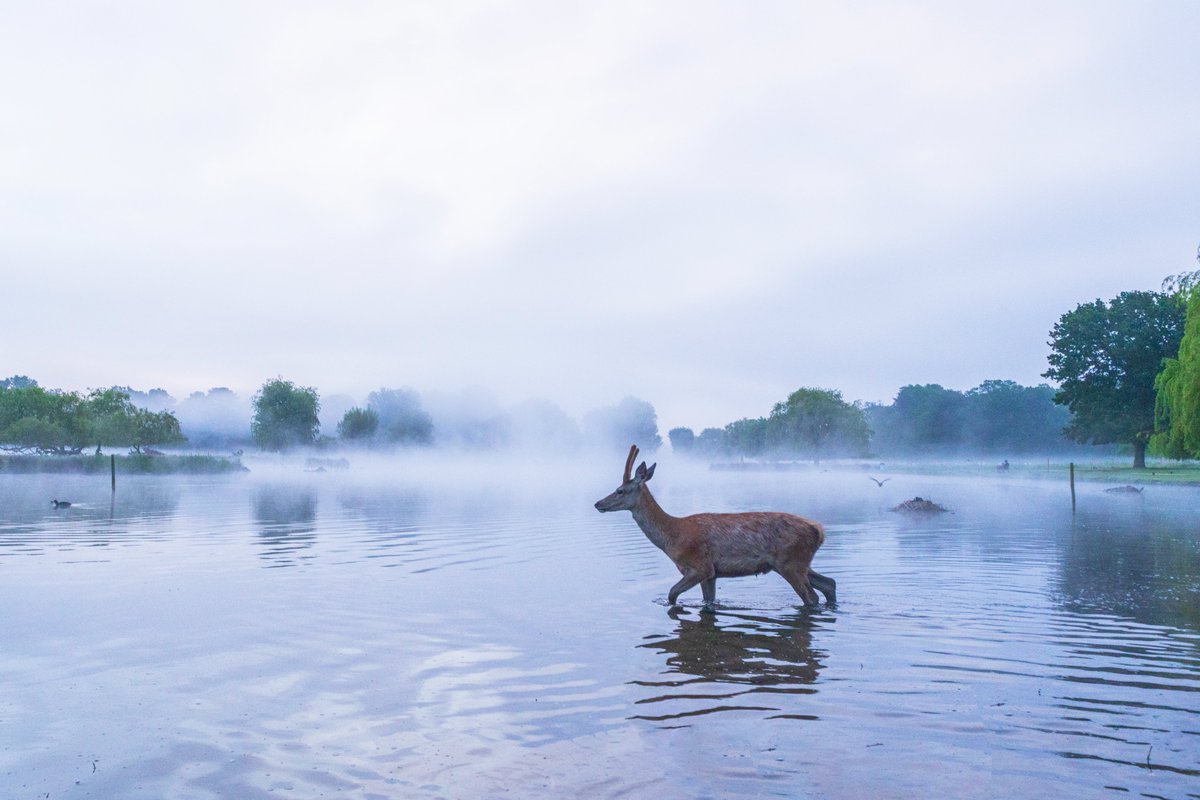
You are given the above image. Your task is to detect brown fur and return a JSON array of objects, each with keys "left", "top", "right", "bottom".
[{"left": 595, "top": 445, "right": 835, "bottom": 607}]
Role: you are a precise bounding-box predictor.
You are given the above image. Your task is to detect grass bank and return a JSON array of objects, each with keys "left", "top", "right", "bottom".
[{"left": 0, "top": 453, "right": 248, "bottom": 475}]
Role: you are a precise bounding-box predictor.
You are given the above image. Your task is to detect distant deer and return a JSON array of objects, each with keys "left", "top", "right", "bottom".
[{"left": 595, "top": 445, "right": 835, "bottom": 607}]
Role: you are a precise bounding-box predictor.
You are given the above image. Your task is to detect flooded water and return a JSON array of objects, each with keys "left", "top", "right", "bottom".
[{"left": 1, "top": 458, "right": 1198, "bottom": 799}]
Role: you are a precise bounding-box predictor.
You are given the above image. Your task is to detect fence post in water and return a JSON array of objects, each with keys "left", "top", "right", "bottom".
[
  {"left": 1069, "top": 462, "right": 1075, "bottom": 512},
  {"left": 111, "top": 454, "right": 116, "bottom": 493}
]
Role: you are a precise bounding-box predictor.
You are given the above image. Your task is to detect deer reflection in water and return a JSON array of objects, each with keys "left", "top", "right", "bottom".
[{"left": 630, "top": 609, "right": 825, "bottom": 723}]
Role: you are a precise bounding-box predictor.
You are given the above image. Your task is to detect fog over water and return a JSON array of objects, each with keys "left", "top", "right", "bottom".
[
  {"left": 4, "top": 3, "right": 1200, "bottom": 428},
  {"left": 1, "top": 460, "right": 1197, "bottom": 797}
]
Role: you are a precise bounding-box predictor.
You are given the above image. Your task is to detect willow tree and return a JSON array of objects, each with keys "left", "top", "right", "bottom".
[
  {"left": 767, "top": 387, "right": 871, "bottom": 462},
  {"left": 1153, "top": 285, "right": 1200, "bottom": 458}
]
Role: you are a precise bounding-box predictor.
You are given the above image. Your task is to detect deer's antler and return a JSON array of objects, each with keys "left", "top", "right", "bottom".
[{"left": 623, "top": 444, "right": 639, "bottom": 483}]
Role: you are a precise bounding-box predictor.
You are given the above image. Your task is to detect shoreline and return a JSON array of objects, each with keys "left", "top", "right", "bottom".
[{"left": 0, "top": 453, "right": 248, "bottom": 475}]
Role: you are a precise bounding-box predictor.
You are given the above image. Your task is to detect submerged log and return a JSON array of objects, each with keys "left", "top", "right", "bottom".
[{"left": 1103, "top": 485, "right": 1144, "bottom": 494}]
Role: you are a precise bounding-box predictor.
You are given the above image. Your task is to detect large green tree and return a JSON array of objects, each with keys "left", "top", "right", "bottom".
[
  {"left": 767, "top": 387, "right": 870, "bottom": 461},
  {"left": 1044, "top": 290, "right": 1185, "bottom": 468},
  {"left": 252, "top": 378, "right": 321, "bottom": 451},
  {"left": 1153, "top": 286, "right": 1200, "bottom": 458},
  {"left": 0, "top": 384, "right": 183, "bottom": 454}
]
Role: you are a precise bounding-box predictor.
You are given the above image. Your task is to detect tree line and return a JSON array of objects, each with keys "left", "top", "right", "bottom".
[
  {"left": 5, "top": 252, "right": 1199, "bottom": 465},
  {"left": 669, "top": 255, "right": 1200, "bottom": 468},
  {"left": 669, "top": 380, "right": 1073, "bottom": 462}
]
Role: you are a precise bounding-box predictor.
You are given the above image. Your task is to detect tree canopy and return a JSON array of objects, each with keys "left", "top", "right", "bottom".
[
  {"left": 766, "top": 387, "right": 870, "bottom": 460},
  {"left": 252, "top": 378, "right": 321, "bottom": 451},
  {"left": 1153, "top": 287, "right": 1200, "bottom": 458},
  {"left": 367, "top": 388, "right": 433, "bottom": 445},
  {"left": 0, "top": 383, "right": 183, "bottom": 454},
  {"left": 1044, "top": 290, "right": 1185, "bottom": 467}
]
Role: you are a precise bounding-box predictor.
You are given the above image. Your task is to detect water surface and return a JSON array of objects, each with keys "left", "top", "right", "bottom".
[{"left": 1, "top": 461, "right": 1197, "bottom": 798}]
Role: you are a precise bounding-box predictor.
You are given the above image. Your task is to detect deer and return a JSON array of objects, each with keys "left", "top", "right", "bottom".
[{"left": 594, "top": 444, "right": 836, "bottom": 608}]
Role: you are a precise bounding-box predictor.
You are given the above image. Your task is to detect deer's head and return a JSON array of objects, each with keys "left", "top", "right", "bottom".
[{"left": 594, "top": 444, "right": 656, "bottom": 512}]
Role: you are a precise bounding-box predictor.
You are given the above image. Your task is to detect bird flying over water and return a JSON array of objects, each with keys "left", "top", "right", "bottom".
[{"left": 868, "top": 477, "right": 890, "bottom": 487}]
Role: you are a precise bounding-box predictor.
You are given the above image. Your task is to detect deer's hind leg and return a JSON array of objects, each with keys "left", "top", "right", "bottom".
[
  {"left": 701, "top": 577, "right": 716, "bottom": 604},
  {"left": 809, "top": 570, "right": 837, "bottom": 605},
  {"left": 668, "top": 572, "right": 706, "bottom": 605},
  {"left": 778, "top": 563, "right": 821, "bottom": 607}
]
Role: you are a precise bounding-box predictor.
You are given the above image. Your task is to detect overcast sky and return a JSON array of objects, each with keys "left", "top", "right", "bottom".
[{"left": 3, "top": 1, "right": 1198, "bottom": 430}]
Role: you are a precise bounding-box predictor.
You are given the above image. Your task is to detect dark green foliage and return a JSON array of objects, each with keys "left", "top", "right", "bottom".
[
  {"left": 252, "top": 378, "right": 321, "bottom": 451},
  {"left": 1153, "top": 287, "right": 1200, "bottom": 458},
  {"left": 338, "top": 407, "right": 380, "bottom": 441},
  {"left": 0, "top": 385, "right": 183, "bottom": 454},
  {"left": 766, "top": 387, "right": 871, "bottom": 460},
  {"left": 870, "top": 384, "right": 966, "bottom": 451},
  {"left": 1044, "top": 291, "right": 1185, "bottom": 467},
  {"left": 964, "top": 380, "right": 1069, "bottom": 452},
  {"left": 367, "top": 388, "right": 433, "bottom": 445}
]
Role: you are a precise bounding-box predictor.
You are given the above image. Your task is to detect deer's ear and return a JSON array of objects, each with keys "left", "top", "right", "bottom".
[
  {"left": 645, "top": 463, "right": 656, "bottom": 481},
  {"left": 637, "top": 462, "right": 656, "bottom": 482}
]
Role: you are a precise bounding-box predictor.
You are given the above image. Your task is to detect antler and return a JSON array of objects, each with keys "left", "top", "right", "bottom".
[{"left": 623, "top": 444, "right": 639, "bottom": 483}]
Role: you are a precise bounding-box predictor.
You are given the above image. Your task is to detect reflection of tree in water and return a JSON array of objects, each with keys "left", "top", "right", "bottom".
[
  {"left": 1056, "top": 507, "right": 1200, "bottom": 631},
  {"left": 631, "top": 609, "right": 825, "bottom": 723},
  {"left": 252, "top": 484, "right": 317, "bottom": 567}
]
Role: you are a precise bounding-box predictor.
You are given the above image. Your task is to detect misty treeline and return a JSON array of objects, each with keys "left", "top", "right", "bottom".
[
  {"left": 5, "top": 257, "right": 1199, "bottom": 465},
  {"left": 0, "top": 374, "right": 664, "bottom": 456},
  {"left": 669, "top": 381, "right": 1073, "bottom": 462},
  {"left": 0, "top": 377, "right": 183, "bottom": 455}
]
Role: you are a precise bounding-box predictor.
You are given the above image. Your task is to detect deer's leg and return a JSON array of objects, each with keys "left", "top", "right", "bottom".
[
  {"left": 667, "top": 572, "right": 705, "bottom": 605},
  {"left": 778, "top": 565, "right": 820, "bottom": 607},
  {"left": 809, "top": 570, "right": 837, "bottom": 605},
  {"left": 701, "top": 577, "right": 716, "bottom": 604}
]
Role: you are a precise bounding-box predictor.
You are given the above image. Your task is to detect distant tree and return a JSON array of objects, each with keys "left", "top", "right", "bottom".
[
  {"left": 889, "top": 384, "right": 967, "bottom": 450},
  {"left": 696, "top": 427, "right": 726, "bottom": 457},
  {"left": 367, "top": 388, "right": 433, "bottom": 445},
  {"left": 505, "top": 398, "right": 581, "bottom": 451},
  {"left": 668, "top": 427, "right": 695, "bottom": 454},
  {"left": 0, "top": 375, "right": 37, "bottom": 390},
  {"left": 1153, "top": 286, "right": 1200, "bottom": 458},
  {"left": 337, "top": 407, "right": 380, "bottom": 442},
  {"left": 724, "top": 417, "right": 768, "bottom": 457},
  {"left": 0, "top": 385, "right": 182, "bottom": 453},
  {"left": 583, "top": 396, "right": 662, "bottom": 451},
  {"left": 175, "top": 387, "right": 252, "bottom": 448},
  {"left": 963, "top": 380, "right": 1071, "bottom": 452},
  {"left": 86, "top": 388, "right": 184, "bottom": 452},
  {"left": 252, "top": 378, "right": 321, "bottom": 451},
  {"left": 0, "top": 386, "right": 92, "bottom": 452},
  {"left": 767, "top": 387, "right": 870, "bottom": 460},
  {"left": 1044, "top": 291, "right": 1185, "bottom": 468}
]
